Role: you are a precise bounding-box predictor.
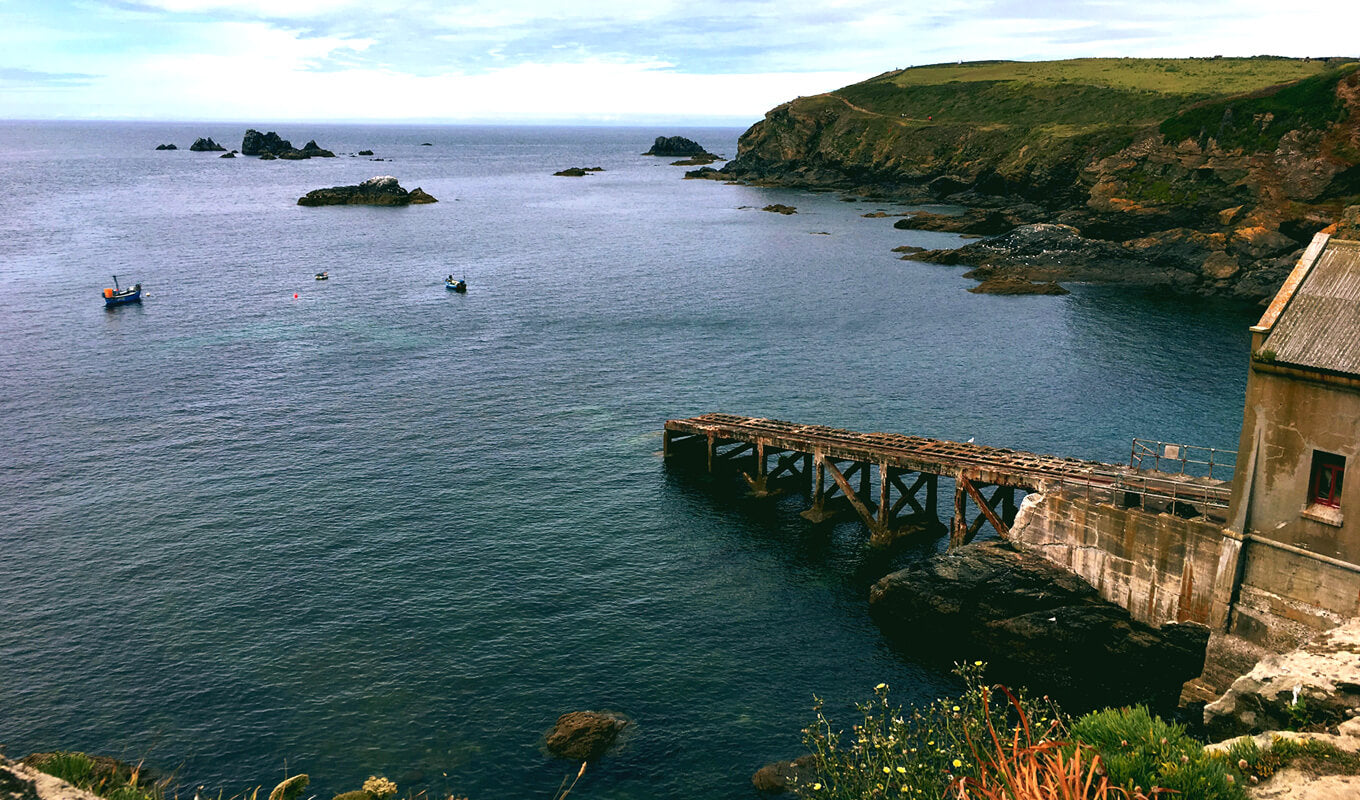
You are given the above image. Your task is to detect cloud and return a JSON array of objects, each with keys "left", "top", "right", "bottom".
[{"left": 0, "top": 66, "right": 98, "bottom": 88}]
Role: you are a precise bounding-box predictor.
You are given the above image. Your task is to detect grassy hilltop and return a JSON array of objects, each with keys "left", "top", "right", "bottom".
[{"left": 708, "top": 56, "right": 1360, "bottom": 297}]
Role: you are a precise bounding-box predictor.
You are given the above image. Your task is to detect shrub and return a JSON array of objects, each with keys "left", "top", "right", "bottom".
[
  {"left": 360, "top": 777, "right": 396, "bottom": 800},
  {"left": 26, "top": 752, "right": 165, "bottom": 800},
  {"left": 1070, "top": 707, "right": 1245, "bottom": 800},
  {"left": 1225, "top": 734, "right": 1360, "bottom": 783},
  {"left": 795, "top": 662, "right": 1064, "bottom": 799}
]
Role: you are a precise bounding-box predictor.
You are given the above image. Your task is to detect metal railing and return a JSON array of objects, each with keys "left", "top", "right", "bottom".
[
  {"left": 1044, "top": 460, "right": 1233, "bottom": 517},
  {"left": 1130, "top": 438, "right": 1237, "bottom": 482}
]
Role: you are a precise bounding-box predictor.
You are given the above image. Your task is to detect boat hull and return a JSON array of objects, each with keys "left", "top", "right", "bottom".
[
  {"left": 445, "top": 281, "right": 467, "bottom": 293},
  {"left": 103, "top": 288, "right": 142, "bottom": 306}
]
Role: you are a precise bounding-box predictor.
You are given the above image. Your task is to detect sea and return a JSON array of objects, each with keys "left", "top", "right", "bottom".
[{"left": 0, "top": 122, "right": 1261, "bottom": 799}]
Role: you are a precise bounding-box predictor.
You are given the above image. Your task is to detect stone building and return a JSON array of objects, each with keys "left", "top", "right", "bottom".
[{"left": 1215, "top": 228, "right": 1360, "bottom": 649}]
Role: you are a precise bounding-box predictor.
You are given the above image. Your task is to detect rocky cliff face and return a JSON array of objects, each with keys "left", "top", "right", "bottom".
[{"left": 708, "top": 61, "right": 1360, "bottom": 299}]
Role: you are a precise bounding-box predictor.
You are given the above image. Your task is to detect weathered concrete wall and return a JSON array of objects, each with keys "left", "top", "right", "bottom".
[
  {"left": 1230, "top": 537, "right": 1360, "bottom": 650},
  {"left": 1229, "top": 363, "right": 1360, "bottom": 563},
  {"left": 1010, "top": 491, "right": 1224, "bottom": 627}
]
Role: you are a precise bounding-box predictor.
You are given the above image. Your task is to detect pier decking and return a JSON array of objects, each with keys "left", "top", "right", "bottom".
[{"left": 664, "top": 413, "right": 1231, "bottom": 547}]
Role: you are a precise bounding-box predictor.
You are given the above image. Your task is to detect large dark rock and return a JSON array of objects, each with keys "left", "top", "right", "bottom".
[
  {"left": 752, "top": 755, "right": 817, "bottom": 794},
  {"left": 297, "top": 176, "right": 438, "bottom": 207},
  {"left": 544, "top": 711, "right": 629, "bottom": 761},
  {"left": 644, "top": 136, "right": 713, "bottom": 157},
  {"left": 189, "top": 137, "right": 226, "bottom": 152},
  {"left": 241, "top": 129, "right": 294, "bottom": 156},
  {"left": 154, "top": 143, "right": 177, "bottom": 150},
  {"left": 868, "top": 540, "right": 1209, "bottom": 712},
  {"left": 299, "top": 140, "right": 335, "bottom": 158}
]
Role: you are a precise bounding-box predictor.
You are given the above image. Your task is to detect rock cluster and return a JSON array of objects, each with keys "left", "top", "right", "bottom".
[
  {"left": 189, "top": 137, "right": 226, "bottom": 152},
  {"left": 154, "top": 143, "right": 177, "bottom": 150},
  {"left": 644, "top": 136, "right": 713, "bottom": 158},
  {"left": 761, "top": 204, "right": 797, "bottom": 215},
  {"left": 868, "top": 540, "right": 1210, "bottom": 711},
  {"left": 242, "top": 130, "right": 335, "bottom": 159},
  {"left": 297, "top": 176, "right": 437, "bottom": 207},
  {"left": 544, "top": 711, "right": 629, "bottom": 761}
]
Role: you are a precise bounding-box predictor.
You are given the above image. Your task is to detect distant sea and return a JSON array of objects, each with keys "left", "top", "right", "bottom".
[{"left": 0, "top": 122, "right": 1259, "bottom": 799}]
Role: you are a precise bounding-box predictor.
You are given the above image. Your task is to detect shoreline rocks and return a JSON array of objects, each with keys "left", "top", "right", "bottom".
[
  {"left": 297, "top": 176, "right": 437, "bottom": 207},
  {"left": 869, "top": 540, "right": 1210, "bottom": 712},
  {"left": 553, "top": 166, "right": 604, "bottom": 177},
  {"left": 242, "top": 130, "right": 334, "bottom": 159},
  {"left": 761, "top": 204, "right": 797, "bottom": 215}
]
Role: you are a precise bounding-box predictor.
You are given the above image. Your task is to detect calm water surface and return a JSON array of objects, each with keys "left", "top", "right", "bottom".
[{"left": 0, "top": 122, "right": 1259, "bottom": 799}]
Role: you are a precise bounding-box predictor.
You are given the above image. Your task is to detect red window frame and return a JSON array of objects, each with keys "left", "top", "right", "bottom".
[{"left": 1309, "top": 451, "right": 1345, "bottom": 508}]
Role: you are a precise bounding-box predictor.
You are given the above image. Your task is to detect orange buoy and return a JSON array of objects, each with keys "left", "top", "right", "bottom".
[
  {"left": 104, "top": 288, "right": 114, "bottom": 298},
  {"left": 293, "top": 293, "right": 298, "bottom": 299}
]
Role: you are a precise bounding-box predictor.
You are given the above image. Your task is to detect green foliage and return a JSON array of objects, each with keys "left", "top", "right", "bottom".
[
  {"left": 331, "top": 792, "right": 374, "bottom": 800},
  {"left": 1070, "top": 707, "right": 1246, "bottom": 800},
  {"left": 1226, "top": 734, "right": 1360, "bottom": 783},
  {"left": 27, "top": 752, "right": 165, "bottom": 800},
  {"left": 1160, "top": 64, "right": 1359, "bottom": 150},
  {"left": 795, "top": 662, "right": 1065, "bottom": 799}
]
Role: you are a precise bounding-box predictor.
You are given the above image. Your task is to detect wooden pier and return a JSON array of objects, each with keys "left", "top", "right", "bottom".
[{"left": 663, "top": 413, "right": 1231, "bottom": 548}]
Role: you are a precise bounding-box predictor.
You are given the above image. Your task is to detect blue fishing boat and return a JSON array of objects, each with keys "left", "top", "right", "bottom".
[
  {"left": 102, "top": 275, "right": 142, "bottom": 306},
  {"left": 444, "top": 275, "right": 467, "bottom": 293}
]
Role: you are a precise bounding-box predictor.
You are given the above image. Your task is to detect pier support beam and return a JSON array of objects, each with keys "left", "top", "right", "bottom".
[{"left": 801, "top": 454, "right": 836, "bottom": 523}]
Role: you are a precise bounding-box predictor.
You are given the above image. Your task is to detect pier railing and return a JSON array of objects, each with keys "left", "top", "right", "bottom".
[{"left": 1129, "top": 438, "right": 1237, "bottom": 483}]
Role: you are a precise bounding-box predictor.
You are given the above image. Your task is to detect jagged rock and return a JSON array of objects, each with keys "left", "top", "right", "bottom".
[
  {"left": 189, "top": 137, "right": 226, "bottom": 152},
  {"left": 643, "top": 136, "right": 712, "bottom": 157},
  {"left": 297, "top": 176, "right": 437, "bottom": 206},
  {"left": 1204, "top": 617, "right": 1360, "bottom": 739},
  {"left": 544, "top": 711, "right": 629, "bottom": 761},
  {"left": 752, "top": 755, "right": 817, "bottom": 794},
  {"left": 154, "top": 143, "right": 177, "bottom": 151},
  {"left": 762, "top": 204, "right": 797, "bottom": 215},
  {"left": 869, "top": 540, "right": 1209, "bottom": 712},
  {"left": 299, "top": 140, "right": 335, "bottom": 158},
  {"left": 259, "top": 152, "right": 276, "bottom": 160},
  {"left": 407, "top": 188, "right": 437, "bottom": 204},
  {"left": 220, "top": 152, "right": 236, "bottom": 158},
  {"left": 241, "top": 129, "right": 293, "bottom": 156},
  {"left": 893, "top": 209, "right": 1019, "bottom": 235},
  {"left": 267, "top": 775, "right": 308, "bottom": 800},
  {"left": 1, "top": 757, "right": 99, "bottom": 800},
  {"left": 358, "top": 150, "right": 374, "bottom": 156}
]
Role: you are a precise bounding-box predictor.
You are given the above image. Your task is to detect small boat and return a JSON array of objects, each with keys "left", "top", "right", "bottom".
[
  {"left": 315, "top": 271, "right": 329, "bottom": 280},
  {"left": 444, "top": 276, "right": 467, "bottom": 293},
  {"left": 102, "top": 275, "right": 142, "bottom": 306}
]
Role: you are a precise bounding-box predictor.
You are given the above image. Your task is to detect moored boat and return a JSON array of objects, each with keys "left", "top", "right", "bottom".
[
  {"left": 445, "top": 275, "right": 467, "bottom": 293},
  {"left": 102, "top": 275, "right": 142, "bottom": 306},
  {"left": 315, "top": 271, "right": 329, "bottom": 280}
]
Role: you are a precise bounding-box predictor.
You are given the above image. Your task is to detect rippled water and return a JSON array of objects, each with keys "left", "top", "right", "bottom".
[{"left": 0, "top": 122, "right": 1259, "bottom": 799}]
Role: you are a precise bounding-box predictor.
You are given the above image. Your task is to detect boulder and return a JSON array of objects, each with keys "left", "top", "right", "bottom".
[
  {"left": 1204, "top": 617, "right": 1360, "bottom": 739},
  {"left": 1, "top": 757, "right": 100, "bottom": 800},
  {"left": 242, "top": 129, "right": 294, "bottom": 156},
  {"left": 544, "top": 711, "right": 629, "bottom": 761},
  {"left": 220, "top": 152, "right": 236, "bottom": 159},
  {"left": 297, "top": 176, "right": 437, "bottom": 207},
  {"left": 644, "top": 136, "right": 713, "bottom": 157},
  {"left": 967, "top": 277, "right": 1070, "bottom": 295},
  {"left": 267, "top": 775, "right": 308, "bottom": 800},
  {"left": 154, "top": 143, "right": 177, "bottom": 150},
  {"left": 259, "top": 152, "right": 277, "bottom": 160},
  {"left": 189, "top": 137, "right": 226, "bottom": 152},
  {"left": 869, "top": 540, "right": 1209, "bottom": 712},
  {"left": 358, "top": 150, "right": 374, "bottom": 156},
  {"left": 762, "top": 204, "right": 797, "bottom": 215},
  {"left": 407, "top": 188, "right": 437, "bottom": 204},
  {"left": 752, "top": 755, "right": 817, "bottom": 794}
]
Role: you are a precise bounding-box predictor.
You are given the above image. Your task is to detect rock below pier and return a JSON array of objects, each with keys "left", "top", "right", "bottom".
[
  {"left": 297, "top": 176, "right": 437, "bottom": 206},
  {"left": 868, "top": 540, "right": 1209, "bottom": 711}
]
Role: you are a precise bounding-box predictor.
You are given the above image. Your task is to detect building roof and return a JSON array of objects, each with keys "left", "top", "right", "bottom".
[{"left": 1260, "top": 236, "right": 1360, "bottom": 376}]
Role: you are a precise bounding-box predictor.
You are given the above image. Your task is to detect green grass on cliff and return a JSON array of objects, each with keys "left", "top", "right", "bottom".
[{"left": 833, "top": 56, "right": 1356, "bottom": 130}]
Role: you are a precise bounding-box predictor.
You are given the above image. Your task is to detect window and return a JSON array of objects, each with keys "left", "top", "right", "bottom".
[{"left": 1309, "top": 451, "right": 1346, "bottom": 508}]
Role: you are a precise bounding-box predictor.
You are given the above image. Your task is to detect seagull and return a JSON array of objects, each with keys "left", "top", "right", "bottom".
[{"left": 966, "top": 437, "right": 975, "bottom": 444}]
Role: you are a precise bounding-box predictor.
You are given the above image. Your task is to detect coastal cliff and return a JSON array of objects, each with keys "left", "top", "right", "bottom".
[{"left": 702, "top": 57, "right": 1360, "bottom": 299}]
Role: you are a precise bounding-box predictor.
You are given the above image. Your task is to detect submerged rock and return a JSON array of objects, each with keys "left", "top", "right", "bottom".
[
  {"left": 869, "top": 540, "right": 1209, "bottom": 711},
  {"left": 358, "top": 149, "right": 374, "bottom": 156},
  {"left": 297, "top": 176, "right": 437, "bottom": 206},
  {"left": 752, "top": 755, "right": 817, "bottom": 794},
  {"left": 189, "top": 137, "right": 226, "bottom": 152},
  {"left": 762, "top": 204, "right": 797, "bottom": 215},
  {"left": 544, "top": 711, "right": 629, "bottom": 761},
  {"left": 670, "top": 154, "right": 721, "bottom": 166},
  {"left": 553, "top": 166, "right": 604, "bottom": 177}
]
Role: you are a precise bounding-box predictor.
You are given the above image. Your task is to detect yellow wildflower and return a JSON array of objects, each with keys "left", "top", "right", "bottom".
[{"left": 952, "top": 759, "right": 963, "bottom": 768}]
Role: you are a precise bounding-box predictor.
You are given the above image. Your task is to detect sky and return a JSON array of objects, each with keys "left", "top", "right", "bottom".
[{"left": 2, "top": 0, "right": 1358, "bottom": 125}]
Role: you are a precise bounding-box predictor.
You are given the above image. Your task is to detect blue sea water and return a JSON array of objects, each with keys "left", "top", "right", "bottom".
[{"left": 0, "top": 122, "right": 1259, "bottom": 799}]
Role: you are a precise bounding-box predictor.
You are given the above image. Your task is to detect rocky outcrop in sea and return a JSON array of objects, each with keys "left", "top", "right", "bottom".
[
  {"left": 544, "top": 711, "right": 629, "bottom": 760},
  {"left": 189, "top": 137, "right": 226, "bottom": 152},
  {"left": 296, "top": 176, "right": 437, "bottom": 206},
  {"left": 154, "top": 143, "right": 176, "bottom": 150},
  {"left": 242, "top": 131, "right": 335, "bottom": 159},
  {"left": 644, "top": 136, "right": 714, "bottom": 158}
]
